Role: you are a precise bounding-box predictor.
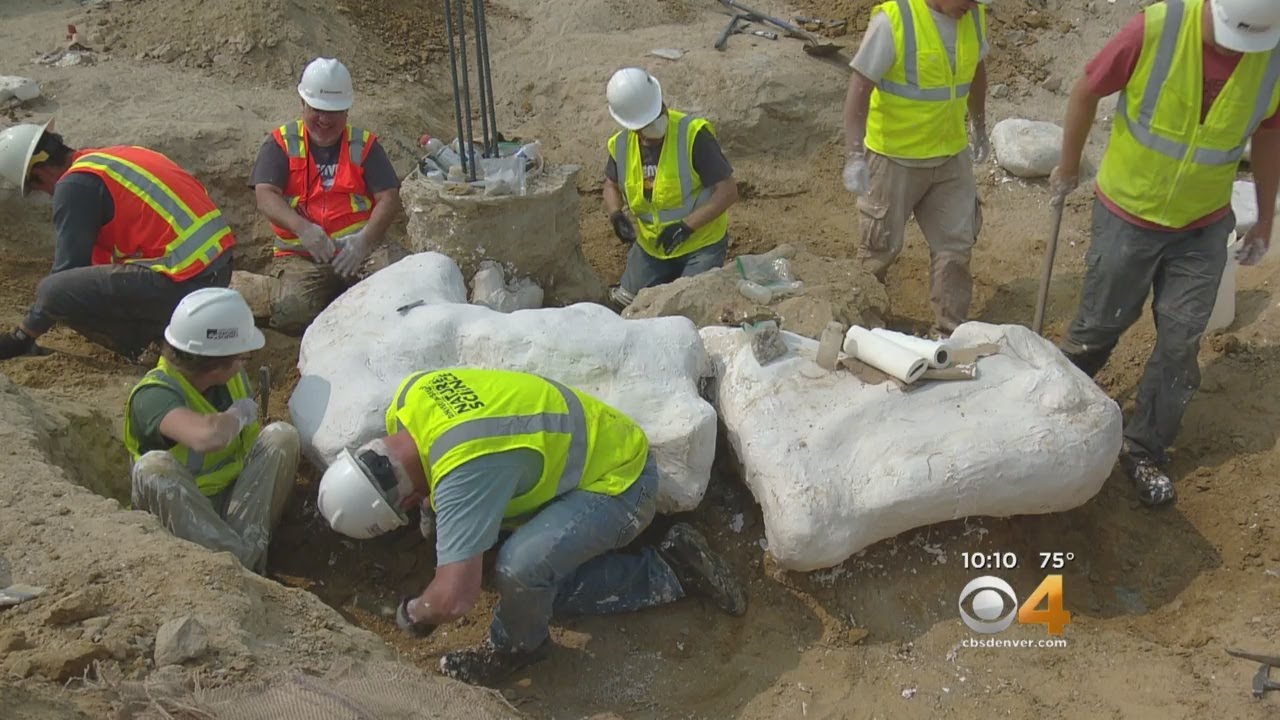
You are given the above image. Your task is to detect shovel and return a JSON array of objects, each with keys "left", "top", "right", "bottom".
[
  {"left": 718, "top": 0, "right": 841, "bottom": 56},
  {"left": 1032, "top": 202, "right": 1065, "bottom": 335}
]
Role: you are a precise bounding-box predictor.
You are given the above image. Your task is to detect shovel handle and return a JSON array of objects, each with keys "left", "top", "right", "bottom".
[
  {"left": 1033, "top": 202, "right": 1065, "bottom": 335},
  {"left": 258, "top": 365, "right": 271, "bottom": 424}
]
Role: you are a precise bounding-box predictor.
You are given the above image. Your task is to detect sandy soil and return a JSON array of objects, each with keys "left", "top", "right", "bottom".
[{"left": 2, "top": 0, "right": 1280, "bottom": 718}]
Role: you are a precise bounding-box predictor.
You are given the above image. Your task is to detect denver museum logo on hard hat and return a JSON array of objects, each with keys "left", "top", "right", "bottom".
[{"left": 206, "top": 327, "right": 240, "bottom": 340}]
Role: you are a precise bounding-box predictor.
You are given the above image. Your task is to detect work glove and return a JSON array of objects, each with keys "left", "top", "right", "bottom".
[
  {"left": 1048, "top": 166, "right": 1079, "bottom": 207},
  {"left": 657, "top": 222, "right": 693, "bottom": 254},
  {"left": 226, "top": 398, "right": 258, "bottom": 432},
  {"left": 610, "top": 210, "right": 636, "bottom": 244},
  {"left": 333, "top": 228, "right": 371, "bottom": 279},
  {"left": 842, "top": 153, "right": 870, "bottom": 195},
  {"left": 396, "top": 596, "right": 438, "bottom": 638},
  {"left": 970, "top": 120, "right": 991, "bottom": 164},
  {"left": 1237, "top": 224, "right": 1271, "bottom": 266},
  {"left": 0, "top": 328, "right": 35, "bottom": 360},
  {"left": 298, "top": 222, "right": 337, "bottom": 264}
]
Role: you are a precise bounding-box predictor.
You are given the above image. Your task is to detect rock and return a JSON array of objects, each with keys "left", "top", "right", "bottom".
[
  {"left": 1041, "top": 75, "right": 1063, "bottom": 93},
  {"left": 0, "top": 630, "right": 29, "bottom": 654},
  {"left": 30, "top": 641, "right": 111, "bottom": 681},
  {"left": 6, "top": 655, "right": 34, "bottom": 678},
  {"left": 1004, "top": 29, "right": 1027, "bottom": 45},
  {"left": 0, "top": 76, "right": 40, "bottom": 106},
  {"left": 991, "top": 83, "right": 1009, "bottom": 99},
  {"left": 43, "top": 589, "right": 103, "bottom": 626},
  {"left": 470, "top": 260, "right": 543, "bottom": 312},
  {"left": 624, "top": 244, "right": 889, "bottom": 340},
  {"left": 154, "top": 616, "right": 208, "bottom": 666},
  {"left": 991, "top": 118, "right": 1063, "bottom": 178}
]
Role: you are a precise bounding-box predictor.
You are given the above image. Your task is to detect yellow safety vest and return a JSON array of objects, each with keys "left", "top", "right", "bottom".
[
  {"left": 1097, "top": 0, "right": 1280, "bottom": 228},
  {"left": 385, "top": 368, "right": 650, "bottom": 519},
  {"left": 607, "top": 109, "right": 730, "bottom": 260},
  {"left": 124, "top": 357, "right": 261, "bottom": 497},
  {"left": 865, "top": 0, "right": 986, "bottom": 159}
]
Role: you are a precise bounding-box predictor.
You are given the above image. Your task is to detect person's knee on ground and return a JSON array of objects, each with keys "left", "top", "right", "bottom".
[
  {"left": 255, "top": 421, "right": 300, "bottom": 528},
  {"left": 268, "top": 259, "right": 344, "bottom": 335},
  {"left": 130, "top": 450, "right": 190, "bottom": 508}
]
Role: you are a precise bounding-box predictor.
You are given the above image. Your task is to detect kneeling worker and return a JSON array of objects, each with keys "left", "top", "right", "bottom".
[
  {"left": 317, "top": 367, "right": 746, "bottom": 685},
  {"left": 124, "top": 288, "right": 299, "bottom": 574}
]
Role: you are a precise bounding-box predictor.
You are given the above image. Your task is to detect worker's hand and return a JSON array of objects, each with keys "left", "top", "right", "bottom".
[
  {"left": 1048, "top": 166, "right": 1079, "bottom": 207},
  {"left": 657, "top": 222, "right": 693, "bottom": 254},
  {"left": 333, "top": 229, "right": 371, "bottom": 279},
  {"left": 298, "top": 223, "right": 337, "bottom": 264},
  {"left": 0, "top": 328, "right": 35, "bottom": 361},
  {"left": 610, "top": 210, "right": 636, "bottom": 244},
  {"left": 970, "top": 120, "right": 991, "bottom": 164},
  {"left": 842, "top": 153, "right": 870, "bottom": 195},
  {"left": 225, "top": 398, "right": 258, "bottom": 432},
  {"left": 1237, "top": 224, "right": 1271, "bottom": 266},
  {"left": 396, "top": 596, "right": 438, "bottom": 638}
]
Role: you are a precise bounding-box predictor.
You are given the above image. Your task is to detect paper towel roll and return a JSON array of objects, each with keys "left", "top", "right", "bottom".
[
  {"left": 869, "top": 328, "right": 951, "bottom": 369},
  {"left": 843, "top": 326, "right": 930, "bottom": 384}
]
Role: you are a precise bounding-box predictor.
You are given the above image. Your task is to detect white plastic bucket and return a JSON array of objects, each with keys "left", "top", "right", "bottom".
[{"left": 1206, "top": 231, "right": 1239, "bottom": 333}]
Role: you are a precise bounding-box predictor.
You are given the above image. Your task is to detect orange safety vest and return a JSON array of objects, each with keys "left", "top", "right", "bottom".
[
  {"left": 269, "top": 121, "right": 375, "bottom": 258},
  {"left": 65, "top": 147, "right": 235, "bottom": 282}
]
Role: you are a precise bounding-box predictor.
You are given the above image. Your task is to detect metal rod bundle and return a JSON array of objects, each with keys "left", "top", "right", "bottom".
[{"left": 441, "top": 0, "right": 501, "bottom": 182}]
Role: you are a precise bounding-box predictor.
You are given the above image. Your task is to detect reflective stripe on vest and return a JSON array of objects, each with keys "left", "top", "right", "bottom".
[
  {"left": 71, "top": 153, "right": 231, "bottom": 273},
  {"left": 279, "top": 121, "right": 369, "bottom": 164},
  {"left": 876, "top": 0, "right": 985, "bottom": 102},
  {"left": 391, "top": 371, "right": 589, "bottom": 497},
  {"left": 613, "top": 114, "right": 715, "bottom": 226},
  {"left": 1117, "top": 0, "right": 1280, "bottom": 167}
]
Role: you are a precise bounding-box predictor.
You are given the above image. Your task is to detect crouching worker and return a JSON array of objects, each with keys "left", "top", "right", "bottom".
[
  {"left": 123, "top": 288, "right": 299, "bottom": 574},
  {"left": 317, "top": 368, "right": 746, "bottom": 686}
]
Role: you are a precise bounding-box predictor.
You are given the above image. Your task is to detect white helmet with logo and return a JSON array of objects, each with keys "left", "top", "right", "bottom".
[
  {"left": 317, "top": 448, "right": 408, "bottom": 539},
  {"left": 1212, "top": 0, "right": 1280, "bottom": 53},
  {"left": 164, "top": 288, "right": 265, "bottom": 357},
  {"left": 0, "top": 120, "right": 52, "bottom": 194},
  {"left": 298, "top": 57, "right": 354, "bottom": 112},
  {"left": 607, "top": 67, "right": 663, "bottom": 130}
]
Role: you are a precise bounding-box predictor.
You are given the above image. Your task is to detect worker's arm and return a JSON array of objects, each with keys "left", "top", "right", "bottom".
[
  {"left": 1242, "top": 126, "right": 1280, "bottom": 264},
  {"left": 842, "top": 70, "right": 875, "bottom": 156},
  {"left": 157, "top": 404, "right": 255, "bottom": 454},
  {"left": 361, "top": 188, "right": 401, "bottom": 246},
  {"left": 411, "top": 556, "right": 485, "bottom": 624},
  {"left": 685, "top": 177, "right": 738, "bottom": 230},
  {"left": 254, "top": 184, "right": 311, "bottom": 236},
  {"left": 603, "top": 176, "right": 624, "bottom": 214},
  {"left": 1056, "top": 75, "right": 1103, "bottom": 181},
  {"left": 968, "top": 60, "right": 988, "bottom": 130}
]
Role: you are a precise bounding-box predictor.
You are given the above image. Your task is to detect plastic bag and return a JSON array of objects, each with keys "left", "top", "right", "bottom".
[
  {"left": 736, "top": 254, "right": 804, "bottom": 298},
  {"left": 478, "top": 155, "right": 526, "bottom": 197},
  {"left": 743, "top": 320, "right": 788, "bottom": 365}
]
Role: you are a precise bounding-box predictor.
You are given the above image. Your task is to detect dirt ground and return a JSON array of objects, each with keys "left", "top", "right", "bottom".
[{"left": 3, "top": 0, "right": 1280, "bottom": 718}]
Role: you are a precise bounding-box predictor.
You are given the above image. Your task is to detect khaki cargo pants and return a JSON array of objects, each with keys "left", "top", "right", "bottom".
[
  {"left": 268, "top": 243, "right": 407, "bottom": 336},
  {"left": 855, "top": 150, "right": 983, "bottom": 333}
]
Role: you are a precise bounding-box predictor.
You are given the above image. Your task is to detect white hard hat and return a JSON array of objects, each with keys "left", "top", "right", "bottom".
[
  {"left": 298, "top": 57, "right": 354, "bottom": 112},
  {"left": 607, "top": 68, "right": 663, "bottom": 130},
  {"left": 0, "top": 120, "right": 52, "bottom": 194},
  {"left": 164, "top": 287, "right": 265, "bottom": 357},
  {"left": 317, "top": 448, "right": 408, "bottom": 539},
  {"left": 1212, "top": 0, "right": 1280, "bottom": 53}
]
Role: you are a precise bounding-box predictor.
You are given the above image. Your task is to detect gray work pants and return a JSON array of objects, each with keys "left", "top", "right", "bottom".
[
  {"left": 1060, "top": 199, "right": 1230, "bottom": 464},
  {"left": 25, "top": 256, "right": 233, "bottom": 360},
  {"left": 618, "top": 235, "right": 730, "bottom": 296},
  {"left": 130, "top": 422, "right": 300, "bottom": 574}
]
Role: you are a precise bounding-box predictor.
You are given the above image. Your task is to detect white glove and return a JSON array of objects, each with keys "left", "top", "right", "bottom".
[
  {"left": 843, "top": 154, "right": 870, "bottom": 195},
  {"left": 297, "top": 223, "right": 337, "bottom": 263},
  {"left": 332, "top": 229, "right": 371, "bottom": 279},
  {"left": 1237, "top": 224, "right": 1271, "bottom": 266},
  {"left": 226, "top": 398, "right": 258, "bottom": 432}
]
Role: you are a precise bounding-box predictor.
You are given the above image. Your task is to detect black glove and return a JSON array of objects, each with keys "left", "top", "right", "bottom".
[
  {"left": 0, "top": 328, "right": 35, "bottom": 361},
  {"left": 609, "top": 210, "right": 636, "bottom": 244},
  {"left": 657, "top": 222, "right": 693, "bottom": 253},
  {"left": 396, "top": 596, "right": 438, "bottom": 638}
]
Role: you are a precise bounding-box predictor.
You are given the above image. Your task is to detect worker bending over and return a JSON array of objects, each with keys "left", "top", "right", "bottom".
[
  {"left": 125, "top": 288, "right": 299, "bottom": 573},
  {"left": 318, "top": 368, "right": 746, "bottom": 685},
  {"left": 843, "top": 0, "right": 991, "bottom": 336},
  {"left": 1050, "top": 0, "right": 1280, "bottom": 505},
  {"left": 603, "top": 67, "right": 739, "bottom": 309},
  {"left": 251, "top": 57, "right": 402, "bottom": 335},
  {"left": 0, "top": 120, "right": 235, "bottom": 362}
]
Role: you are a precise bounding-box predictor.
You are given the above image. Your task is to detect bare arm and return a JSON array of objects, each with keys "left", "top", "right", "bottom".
[
  {"left": 1250, "top": 127, "right": 1280, "bottom": 238},
  {"left": 254, "top": 184, "right": 310, "bottom": 236},
  {"left": 411, "top": 555, "right": 485, "bottom": 624},
  {"left": 1057, "top": 75, "right": 1104, "bottom": 178},
  {"left": 686, "top": 177, "right": 738, "bottom": 230},
  {"left": 968, "top": 60, "right": 988, "bottom": 127},
  {"left": 843, "top": 70, "right": 875, "bottom": 155},
  {"left": 603, "top": 176, "right": 624, "bottom": 214},
  {"left": 157, "top": 407, "right": 245, "bottom": 454},
  {"left": 362, "top": 188, "right": 401, "bottom": 245}
]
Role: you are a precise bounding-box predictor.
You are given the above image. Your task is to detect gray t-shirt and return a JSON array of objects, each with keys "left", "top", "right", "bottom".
[
  {"left": 248, "top": 135, "right": 401, "bottom": 194},
  {"left": 851, "top": 8, "right": 990, "bottom": 166},
  {"left": 432, "top": 448, "right": 544, "bottom": 566}
]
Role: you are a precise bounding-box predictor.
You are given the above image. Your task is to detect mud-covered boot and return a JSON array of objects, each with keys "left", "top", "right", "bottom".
[
  {"left": 1119, "top": 441, "right": 1175, "bottom": 506},
  {"left": 439, "top": 639, "right": 549, "bottom": 686},
  {"left": 658, "top": 522, "right": 747, "bottom": 616}
]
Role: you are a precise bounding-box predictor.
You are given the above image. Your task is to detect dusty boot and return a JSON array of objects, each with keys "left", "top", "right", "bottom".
[
  {"left": 658, "top": 522, "right": 747, "bottom": 617},
  {"left": 1119, "top": 441, "right": 1175, "bottom": 506},
  {"left": 439, "top": 639, "right": 549, "bottom": 686},
  {"left": 607, "top": 285, "right": 635, "bottom": 312}
]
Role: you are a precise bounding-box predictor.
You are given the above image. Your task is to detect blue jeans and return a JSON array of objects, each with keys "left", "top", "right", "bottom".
[
  {"left": 488, "top": 457, "right": 683, "bottom": 652},
  {"left": 618, "top": 235, "right": 729, "bottom": 294}
]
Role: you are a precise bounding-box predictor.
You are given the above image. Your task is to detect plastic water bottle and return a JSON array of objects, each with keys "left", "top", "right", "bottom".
[
  {"left": 514, "top": 141, "right": 542, "bottom": 168},
  {"left": 816, "top": 321, "right": 844, "bottom": 371},
  {"left": 423, "top": 138, "right": 462, "bottom": 174}
]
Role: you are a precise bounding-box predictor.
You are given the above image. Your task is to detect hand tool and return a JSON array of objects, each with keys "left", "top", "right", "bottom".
[
  {"left": 258, "top": 365, "right": 271, "bottom": 424},
  {"left": 397, "top": 299, "right": 427, "bottom": 315},
  {"left": 715, "top": 14, "right": 746, "bottom": 50},
  {"left": 1225, "top": 649, "right": 1280, "bottom": 698},
  {"left": 1032, "top": 201, "right": 1065, "bottom": 335},
  {"left": 718, "top": 0, "right": 841, "bottom": 56}
]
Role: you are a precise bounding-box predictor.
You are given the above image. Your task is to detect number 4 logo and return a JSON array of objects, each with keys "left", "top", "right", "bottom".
[{"left": 1017, "top": 574, "right": 1072, "bottom": 635}]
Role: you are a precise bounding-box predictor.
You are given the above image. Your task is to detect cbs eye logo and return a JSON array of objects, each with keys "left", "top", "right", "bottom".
[{"left": 958, "top": 575, "right": 1071, "bottom": 635}]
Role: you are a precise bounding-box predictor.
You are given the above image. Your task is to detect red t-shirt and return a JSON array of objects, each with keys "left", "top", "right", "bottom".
[{"left": 1085, "top": 12, "right": 1278, "bottom": 231}]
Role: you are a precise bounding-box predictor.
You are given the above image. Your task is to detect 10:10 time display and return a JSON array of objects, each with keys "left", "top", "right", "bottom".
[{"left": 960, "top": 551, "right": 1018, "bottom": 570}]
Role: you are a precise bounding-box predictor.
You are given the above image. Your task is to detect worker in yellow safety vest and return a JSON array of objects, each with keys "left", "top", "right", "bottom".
[
  {"left": 1049, "top": 0, "right": 1280, "bottom": 506},
  {"left": 124, "top": 288, "right": 299, "bottom": 573},
  {"left": 316, "top": 367, "right": 746, "bottom": 686},
  {"left": 602, "top": 67, "right": 739, "bottom": 309},
  {"left": 843, "top": 0, "right": 991, "bottom": 336}
]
